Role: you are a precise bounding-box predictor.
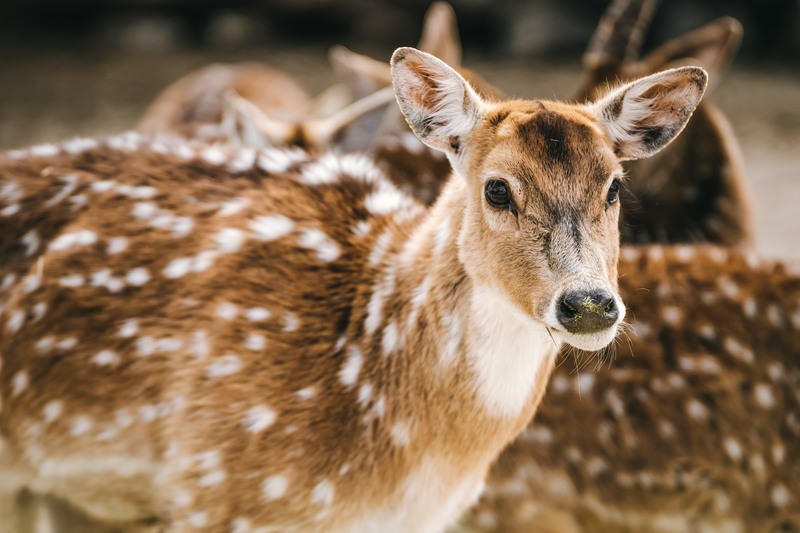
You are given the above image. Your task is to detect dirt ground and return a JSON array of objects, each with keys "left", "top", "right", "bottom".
[{"left": 0, "top": 47, "right": 798, "bottom": 262}]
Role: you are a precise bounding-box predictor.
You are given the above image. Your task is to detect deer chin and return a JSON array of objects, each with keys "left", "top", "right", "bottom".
[{"left": 555, "top": 326, "right": 620, "bottom": 352}]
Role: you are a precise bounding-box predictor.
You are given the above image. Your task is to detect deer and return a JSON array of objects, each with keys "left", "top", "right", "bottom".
[
  {"left": 321, "top": 0, "right": 754, "bottom": 247},
  {"left": 575, "top": 0, "right": 754, "bottom": 246},
  {"left": 0, "top": 46, "right": 707, "bottom": 531},
  {"left": 458, "top": 244, "right": 800, "bottom": 533}
]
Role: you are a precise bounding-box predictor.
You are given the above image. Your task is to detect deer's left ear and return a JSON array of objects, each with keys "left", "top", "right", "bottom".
[
  {"left": 391, "top": 47, "right": 485, "bottom": 159},
  {"left": 591, "top": 66, "right": 708, "bottom": 160}
]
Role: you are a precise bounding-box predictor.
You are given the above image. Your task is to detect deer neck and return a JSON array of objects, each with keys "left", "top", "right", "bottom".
[{"left": 361, "top": 176, "right": 561, "bottom": 462}]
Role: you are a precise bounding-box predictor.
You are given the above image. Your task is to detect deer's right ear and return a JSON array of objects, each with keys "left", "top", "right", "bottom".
[
  {"left": 591, "top": 66, "right": 708, "bottom": 160},
  {"left": 391, "top": 47, "right": 485, "bottom": 158}
]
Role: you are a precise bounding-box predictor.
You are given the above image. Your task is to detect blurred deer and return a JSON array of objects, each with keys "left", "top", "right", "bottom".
[
  {"left": 575, "top": 0, "right": 754, "bottom": 246},
  {"left": 0, "top": 49, "right": 706, "bottom": 531},
  {"left": 459, "top": 244, "right": 800, "bottom": 532}
]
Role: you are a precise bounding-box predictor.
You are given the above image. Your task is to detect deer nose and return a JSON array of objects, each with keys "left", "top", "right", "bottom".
[{"left": 556, "top": 290, "right": 619, "bottom": 334}]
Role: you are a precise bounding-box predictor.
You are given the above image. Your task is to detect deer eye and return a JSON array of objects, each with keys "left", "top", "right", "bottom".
[
  {"left": 606, "top": 178, "right": 621, "bottom": 206},
  {"left": 485, "top": 179, "right": 510, "bottom": 209}
]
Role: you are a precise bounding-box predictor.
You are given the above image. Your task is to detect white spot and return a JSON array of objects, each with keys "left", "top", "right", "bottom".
[
  {"left": 723, "top": 437, "right": 743, "bottom": 462},
  {"left": 199, "top": 470, "right": 226, "bottom": 487},
  {"left": 206, "top": 355, "right": 242, "bottom": 378},
  {"left": 686, "top": 399, "right": 709, "bottom": 421},
  {"left": 576, "top": 373, "right": 595, "bottom": 395},
  {"left": 298, "top": 228, "right": 341, "bottom": 262},
  {"left": 126, "top": 267, "right": 150, "bottom": 286},
  {"left": 262, "top": 475, "right": 288, "bottom": 501},
  {"left": 92, "top": 350, "right": 120, "bottom": 367},
  {"left": 249, "top": 215, "right": 294, "bottom": 241},
  {"left": 717, "top": 276, "right": 739, "bottom": 299},
  {"left": 187, "top": 511, "right": 208, "bottom": 528},
  {"left": 724, "top": 337, "right": 754, "bottom": 364},
  {"left": 368, "top": 229, "right": 394, "bottom": 267},
  {"left": 64, "top": 137, "right": 99, "bottom": 154},
  {"left": 365, "top": 188, "right": 405, "bottom": 215},
  {"left": 190, "top": 331, "right": 210, "bottom": 360},
  {"left": 12, "top": 371, "right": 28, "bottom": 397},
  {"left": 767, "top": 304, "right": 783, "bottom": 328},
  {"left": 382, "top": 322, "right": 399, "bottom": 357},
  {"left": 132, "top": 202, "right": 158, "bottom": 219},
  {"left": 390, "top": 420, "right": 411, "bottom": 447},
  {"left": 243, "top": 406, "right": 277, "bottom": 434},
  {"left": 753, "top": 383, "right": 776, "bottom": 409},
  {"left": 352, "top": 220, "right": 372, "bottom": 238},
  {"left": 70, "top": 416, "right": 93, "bottom": 436},
  {"left": 218, "top": 198, "right": 251, "bottom": 217},
  {"left": 202, "top": 145, "right": 228, "bottom": 165},
  {"left": 742, "top": 298, "right": 757, "bottom": 318},
  {"left": 216, "top": 302, "right": 239, "bottom": 321},
  {"left": 338, "top": 464, "right": 350, "bottom": 476},
  {"left": 6, "top": 309, "right": 25, "bottom": 333},
  {"left": 698, "top": 324, "right": 715, "bottom": 340},
  {"left": 245, "top": 307, "right": 271, "bottom": 322},
  {"left": 244, "top": 333, "right": 266, "bottom": 351},
  {"left": 36, "top": 336, "right": 55, "bottom": 354},
  {"left": 49, "top": 229, "right": 97, "bottom": 251},
  {"left": 107, "top": 237, "right": 128, "bottom": 255},
  {"left": 119, "top": 319, "right": 139, "bottom": 338},
  {"left": 310, "top": 479, "right": 334, "bottom": 506},
  {"left": 57, "top": 337, "right": 77, "bottom": 351},
  {"left": 29, "top": 143, "right": 59, "bottom": 157},
  {"left": 90, "top": 180, "right": 116, "bottom": 193},
  {"left": 772, "top": 443, "right": 786, "bottom": 465},
  {"left": 136, "top": 336, "right": 156, "bottom": 357},
  {"left": 357, "top": 383, "right": 373, "bottom": 405},
  {"left": 21, "top": 230, "right": 40, "bottom": 256},
  {"left": 0, "top": 204, "right": 19, "bottom": 217},
  {"left": 43, "top": 401, "right": 63, "bottom": 423},
  {"left": 296, "top": 386, "right": 317, "bottom": 401},
  {"left": 771, "top": 484, "right": 791, "bottom": 508},
  {"left": 661, "top": 306, "right": 683, "bottom": 326},
  {"left": 283, "top": 313, "right": 300, "bottom": 332},
  {"left": 214, "top": 228, "right": 247, "bottom": 253},
  {"left": 163, "top": 257, "right": 193, "bottom": 279},
  {"left": 339, "top": 345, "right": 363, "bottom": 387},
  {"left": 1, "top": 273, "right": 16, "bottom": 290}
]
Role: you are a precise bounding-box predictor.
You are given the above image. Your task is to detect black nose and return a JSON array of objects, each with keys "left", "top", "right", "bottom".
[{"left": 557, "top": 290, "right": 619, "bottom": 334}]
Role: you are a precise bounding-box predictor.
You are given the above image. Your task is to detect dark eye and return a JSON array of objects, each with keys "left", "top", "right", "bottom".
[
  {"left": 606, "top": 178, "right": 621, "bottom": 206},
  {"left": 485, "top": 179, "right": 510, "bottom": 209}
]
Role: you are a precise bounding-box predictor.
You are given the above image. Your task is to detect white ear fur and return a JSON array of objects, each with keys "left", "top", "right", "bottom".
[
  {"left": 390, "top": 47, "right": 485, "bottom": 165},
  {"left": 591, "top": 66, "right": 708, "bottom": 160}
]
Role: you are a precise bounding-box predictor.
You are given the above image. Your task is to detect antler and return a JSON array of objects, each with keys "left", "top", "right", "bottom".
[{"left": 578, "top": 0, "right": 660, "bottom": 98}]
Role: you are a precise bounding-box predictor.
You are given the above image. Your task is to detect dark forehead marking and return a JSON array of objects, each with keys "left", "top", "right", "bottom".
[
  {"left": 517, "top": 108, "right": 597, "bottom": 172},
  {"left": 487, "top": 110, "right": 510, "bottom": 129}
]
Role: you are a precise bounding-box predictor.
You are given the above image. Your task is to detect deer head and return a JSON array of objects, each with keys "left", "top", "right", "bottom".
[{"left": 391, "top": 47, "right": 706, "bottom": 349}]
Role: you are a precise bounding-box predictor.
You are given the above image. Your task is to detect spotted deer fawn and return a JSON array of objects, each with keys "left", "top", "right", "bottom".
[
  {"left": 460, "top": 244, "right": 800, "bottom": 532},
  {"left": 0, "top": 46, "right": 706, "bottom": 531}
]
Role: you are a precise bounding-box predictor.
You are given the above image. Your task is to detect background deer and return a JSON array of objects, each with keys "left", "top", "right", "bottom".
[
  {"left": 0, "top": 49, "right": 706, "bottom": 531},
  {"left": 459, "top": 244, "right": 800, "bottom": 532},
  {"left": 575, "top": 0, "right": 754, "bottom": 246}
]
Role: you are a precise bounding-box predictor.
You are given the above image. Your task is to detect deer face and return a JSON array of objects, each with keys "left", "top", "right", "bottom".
[{"left": 391, "top": 47, "right": 707, "bottom": 351}]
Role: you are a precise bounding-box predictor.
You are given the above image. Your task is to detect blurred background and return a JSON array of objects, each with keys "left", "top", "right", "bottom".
[{"left": 0, "top": 0, "right": 798, "bottom": 259}]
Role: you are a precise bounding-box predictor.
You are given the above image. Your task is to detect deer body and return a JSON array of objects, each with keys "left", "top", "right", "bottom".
[
  {"left": 0, "top": 45, "right": 705, "bottom": 530},
  {"left": 0, "top": 136, "right": 551, "bottom": 532}
]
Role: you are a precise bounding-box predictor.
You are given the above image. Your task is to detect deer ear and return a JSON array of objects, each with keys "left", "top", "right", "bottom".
[
  {"left": 636, "top": 17, "right": 742, "bottom": 89},
  {"left": 221, "top": 91, "right": 292, "bottom": 148},
  {"left": 418, "top": 2, "right": 462, "bottom": 67},
  {"left": 591, "top": 66, "right": 708, "bottom": 160},
  {"left": 391, "top": 47, "right": 484, "bottom": 157}
]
